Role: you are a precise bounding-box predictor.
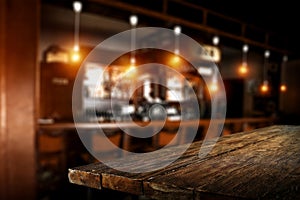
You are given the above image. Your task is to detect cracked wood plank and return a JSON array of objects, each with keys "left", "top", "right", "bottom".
[{"left": 69, "top": 125, "right": 300, "bottom": 199}]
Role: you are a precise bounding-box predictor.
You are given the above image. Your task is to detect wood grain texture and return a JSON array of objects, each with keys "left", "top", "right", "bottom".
[
  {"left": 69, "top": 125, "right": 300, "bottom": 199},
  {"left": 0, "top": 0, "right": 39, "bottom": 199}
]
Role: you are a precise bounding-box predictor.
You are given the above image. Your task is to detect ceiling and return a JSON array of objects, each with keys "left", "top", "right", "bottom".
[
  {"left": 199, "top": 0, "right": 299, "bottom": 49},
  {"left": 42, "top": 0, "right": 300, "bottom": 60}
]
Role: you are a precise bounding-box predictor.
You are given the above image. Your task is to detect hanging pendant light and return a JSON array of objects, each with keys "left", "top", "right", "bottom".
[
  {"left": 129, "top": 15, "right": 138, "bottom": 69},
  {"left": 280, "top": 55, "right": 288, "bottom": 92},
  {"left": 239, "top": 44, "right": 249, "bottom": 75},
  {"left": 212, "top": 36, "right": 220, "bottom": 46},
  {"left": 172, "top": 25, "right": 181, "bottom": 64},
  {"left": 260, "top": 50, "right": 270, "bottom": 93},
  {"left": 208, "top": 35, "right": 220, "bottom": 92},
  {"left": 71, "top": 1, "right": 82, "bottom": 62}
]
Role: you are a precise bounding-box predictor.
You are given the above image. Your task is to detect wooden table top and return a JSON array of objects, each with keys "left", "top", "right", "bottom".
[{"left": 68, "top": 125, "right": 300, "bottom": 199}]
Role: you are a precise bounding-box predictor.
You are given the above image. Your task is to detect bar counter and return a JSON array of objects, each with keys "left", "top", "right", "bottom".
[
  {"left": 68, "top": 125, "right": 300, "bottom": 199},
  {"left": 38, "top": 117, "right": 273, "bottom": 130},
  {"left": 38, "top": 117, "right": 274, "bottom": 151}
]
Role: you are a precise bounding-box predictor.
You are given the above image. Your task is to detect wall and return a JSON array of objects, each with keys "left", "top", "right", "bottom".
[
  {"left": 219, "top": 46, "right": 265, "bottom": 117},
  {"left": 279, "top": 59, "right": 300, "bottom": 123}
]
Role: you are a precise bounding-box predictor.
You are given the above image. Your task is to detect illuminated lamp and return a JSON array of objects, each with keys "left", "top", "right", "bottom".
[
  {"left": 260, "top": 80, "right": 269, "bottom": 93},
  {"left": 238, "top": 44, "right": 249, "bottom": 75},
  {"left": 280, "top": 55, "right": 288, "bottom": 92},
  {"left": 72, "top": 1, "right": 82, "bottom": 63}
]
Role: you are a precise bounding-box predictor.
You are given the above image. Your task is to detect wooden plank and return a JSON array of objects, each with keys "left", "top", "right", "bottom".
[
  {"left": 68, "top": 163, "right": 105, "bottom": 190},
  {"left": 195, "top": 131, "right": 300, "bottom": 199},
  {"left": 144, "top": 126, "right": 297, "bottom": 197},
  {"left": 101, "top": 173, "right": 143, "bottom": 195},
  {"left": 69, "top": 161, "right": 148, "bottom": 195},
  {"left": 262, "top": 166, "right": 300, "bottom": 199},
  {"left": 143, "top": 181, "right": 194, "bottom": 200},
  {"left": 145, "top": 126, "right": 299, "bottom": 199},
  {"left": 0, "top": 0, "right": 7, "bottom": 198},
  {"left": 68, "top": 125, "right": 300, "bottom": 199}
]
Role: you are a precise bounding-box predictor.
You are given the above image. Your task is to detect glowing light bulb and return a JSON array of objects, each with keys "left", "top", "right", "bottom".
[
  {"left": 126, "top": 65, "right": 137, "bottom": 78},
  {"left": 174, "top": 26, "right": 181, "bottom": 36},
  {"left": 172, "top": 55, "right": 180, "bottom": 63},
  {"left": 261, "top": 85, "right": 268, "bottom": 92},
  {"left": 242, "top": 44, "right": 249, "bottom": 53},
  {"left": 210, "top": 83, "right": 218, "bottom": 92},
  {"left": 129, "top": 15, "right": 138, "bottom": 26},
  {"left": 73, "top": 1, "right": 82, "bottom": 13},
  {"left": 128, "top": 65, "right": 136, "bottom": 71},
  {"left": 239, "top": 63, "right": 248, "bottom": 75},
  {"left": 212, "top": 36, "right": 219, "bottom": 46},
  {"left": 264, "top": 50, "right": 270, "bottom": 58},
  {"left": 71, "top": 51, "right": 80, "bottom": 62},
  {"left": 260, "top": 81, "right": 269, "bottom": 93},
  {"left": 280, "top": 84, "right": 287, "bottom": 92},
  {"left": 73, "top": 45, "right": 79, "bottom": 52},
  {"left": 130, "top": 57, "right": 136, "bottom": 65}
]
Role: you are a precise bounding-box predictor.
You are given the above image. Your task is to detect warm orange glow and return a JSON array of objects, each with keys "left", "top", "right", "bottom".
[
  {"left": 125, "top": 65, "right": 137, "bottom": 78},
  {"left": 73, "top": 45, "right": 79, "bottom": 52},
  {"left": 260, "top": 83, "right": 269, "bottom": 93},
  {"left": 130, "top": 57, "right": 136, "bottom": 65},
  {"left": 128, "top": 65, "right": 136, "bottom": 72},
  {"left": 210, "top": 83, "right": 218, "bottom": 92},
  {"left": 280, "top": 84, "right": 287, "bottom": 92},
  {"left": 168, "top": 55, "right": 181, "bottom": 69},
  {"left": 172, "top": 55, "right": 180, "bottom": 63},
  {"left": 238, "top": 64, "right": 248, "bottom": 75},
  {"left": 71, "top": 51, "right": 80, "bottom": 62}
]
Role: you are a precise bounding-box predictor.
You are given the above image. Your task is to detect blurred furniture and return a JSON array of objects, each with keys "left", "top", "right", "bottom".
[
  {"left": 37, "top": 127, "right": 89, "bottom": 199},
  {"left": 68, "top": 125, "right": 300, "bottom": 199},
  {"left": 37, "top": 117, "right": 275, "bottom": 156},
  {"left": 37, "top": 117, "right": 274, "bottom": 197},
  {"left": 40, "top": 61, "right": 78, "bottom": 122}
]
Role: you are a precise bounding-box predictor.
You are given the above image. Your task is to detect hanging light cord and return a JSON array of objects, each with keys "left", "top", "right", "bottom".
[
  {"left": 263, "top": 51, "right": 270, "bottom": 83},
  {"left": 281, "top": 56, "right": 288, "bottom": 84},
  {"left": 129, "top": 15, "right": 138, "bottom": 65},
  {"left": 242, "top": 51, "right": 247, "bottom": 64},
  {"left": 174, "top": 26, "right": 181, "bottom": 54},
  {"left": 131, "top": 25, "right": 136, "bottom": 63},
  {"left": 74, "top": 11, "right": 80, "bottom": 50},
  {"left": 73, "top": 1, "right": 82, "bottom": 51}
]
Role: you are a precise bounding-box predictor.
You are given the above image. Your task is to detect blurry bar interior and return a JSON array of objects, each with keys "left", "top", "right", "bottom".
[{"left": 1, "top": 0, "right": 300, "bottom": 199}]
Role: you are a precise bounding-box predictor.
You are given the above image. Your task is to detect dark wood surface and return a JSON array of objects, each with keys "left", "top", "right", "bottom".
[
  {"left": 69, "top": 125, "right": 300, "bottom": 199},
  {"left": 0, "top": 1, "right": 39, "bottom": 199}
]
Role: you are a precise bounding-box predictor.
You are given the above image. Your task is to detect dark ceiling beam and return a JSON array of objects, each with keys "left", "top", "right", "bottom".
[
  {"left": 171, "top": 0, "right": 243, "bottom": 26},
  {"left": 171, "top": 0, "right": 272, "bottom": 36},
  {"left": 89, "top": 0, "right": 289, "bottom": 54}
]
